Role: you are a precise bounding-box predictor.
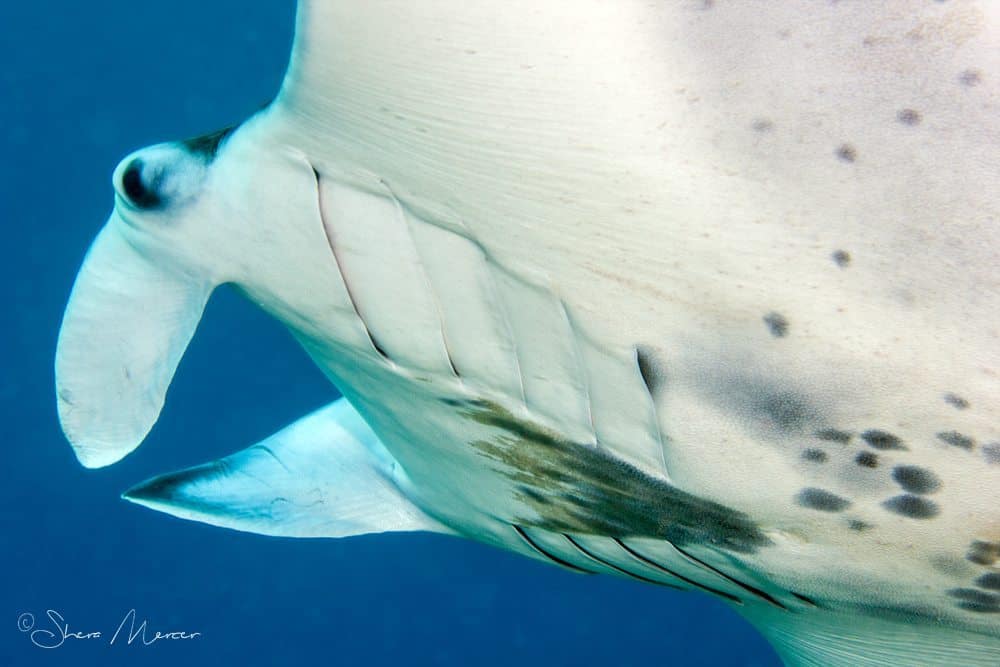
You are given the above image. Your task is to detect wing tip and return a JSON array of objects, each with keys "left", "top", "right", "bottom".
[{"left": 120, "top": 463, "right": 224, "bottom": 521}]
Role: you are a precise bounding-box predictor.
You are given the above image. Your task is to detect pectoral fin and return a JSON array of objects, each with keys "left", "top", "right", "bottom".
[{"left": 122, "top": 398, "right": 449, "bottom": 538}]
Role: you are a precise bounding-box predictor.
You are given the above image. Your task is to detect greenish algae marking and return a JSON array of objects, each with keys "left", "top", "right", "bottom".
[{"left": 455, "top": 399, "right": 771, "bottom": 554}]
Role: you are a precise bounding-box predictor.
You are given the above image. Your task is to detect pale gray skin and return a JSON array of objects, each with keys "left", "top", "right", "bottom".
[{"left": 56, "top": 2, "right": 1000, "bottom": 665}]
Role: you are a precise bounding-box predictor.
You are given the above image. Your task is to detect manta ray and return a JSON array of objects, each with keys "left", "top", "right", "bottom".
[{"left": 55, "top": 1, "right": 999, "bottom": 664}]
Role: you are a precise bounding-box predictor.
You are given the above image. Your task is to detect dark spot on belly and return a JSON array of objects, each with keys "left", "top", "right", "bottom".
[
  {"left": 816, "top": 428, "right": 852, "bottom": 444},
  {"left": 943, "top": 393, "right": 969, "bottom": 409},
  {"left": 710, "top": 375, "right": 820, "bottom": 437},
  {"left": 947, "top": 588, "right": 1000, "bottom": 613},
  {"left": 831, "top": 249, "right": 851, "bottom": 268},
  {"left": 882, "top": 494, "right": 939, "bottom": 519},
  {"left": 855, "top": 451, "right": 879, "bottom": 468},
  {"left": 763, "top": 312, "right": 789, "bottom": 338},
  {"left": 848, "top": 519, "right": 872, "bottom": 531},
  {"left": 835, "top": 144, "right": 857, "bottom": 163},
  {"left": 751, "top": 118, "right": 774, "bottom": 132},
  {"left": 796, "top": 488, "right": 851, "bottom": 512},
  {"left": 937, "top": 431, "right": 975, "bottom": 450},
  {"left": 930, "top": 554, "right": 971, "bottom": 578},
  {"left": 967, "top": 540, "right": 1000, "bottom": 566},
  {"left": 983, "top": 443, "right": 1000, "bottom": 465},
  {"left": 802, "top": 448, "right": 828, "bottom": 463},
  {"left": 463, "top": 401, "right": 771, "bottom": 554},
  {"left": 896, "top": 108, "right": 922, "bottom": 125},
  {"left": 861, "top": 429, "right": 907, "bottom": 450},
  {"left": 755, "top": 391, "right": 812, "bottom": 430},
  {"left": 976, "top": 573, "right": 1000, "bottom": 591},
  {"left": 959, "top": 69, "right": 982, "bottom": 87},
  {"left": 891, "top": 465, "right": 941, "bottom": 494}
]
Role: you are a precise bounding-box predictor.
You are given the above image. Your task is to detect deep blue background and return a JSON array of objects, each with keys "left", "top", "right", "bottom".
[{"left": 1, "top": 2, "right": 778, "bottom": 665}]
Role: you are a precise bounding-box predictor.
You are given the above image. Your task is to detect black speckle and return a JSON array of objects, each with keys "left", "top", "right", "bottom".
[
  {"left": 831, "top": 249, "right": 851, "bottom": 268},
  {"left": 636, "top": 345, "right": 664, "bottom": 396},
  {"left": 882, "top": 494, "right": 939, "bottom": 519},
  {"left": 948, "top": 588, "right": 1000, "bottom": 613},
  {"left": 967, "top": 540, "right": 1000, "bottom": 566},
  {"left": 983, "top": 443, "right": 1000, "bottom": 465},
  {"left": 180, "top": 125, "right": 236, "bottom": 160},
  {"left": 937, "top": 431, "right": 975, "bottom": 450},
  {"left": 751, "top": 118, "right": 774, "bottom": 132},
  {"left": 861, "top": 429, "right": 907, "bottom": 450},
  {"left": 816, "top": 428, "right": 852, "bottom": 444},
  {"left": 943, "top": 393, "right": 969, "bottom": 409},
  {"left": 848, "top": 519, "right": 872, "bottom": 531},
  {"left": 930, "top": 554, "right": 970, "bottom": 578},
  {"left": 835, "top": 144, "right": 857, "bottom": 163},
  {"left": 796, "top": 488, "right": 851, "bottom": 513},
  {"left": 959, "top": 69, "right": 982, "bottom": 87},
  {"left": 976, "top": 573, "right": 1000, "bottom": 591},
  {"left": 802, "top": 449, "right": 828, "bottom": 463},
  {"left": 855, "top": 451, "right": 879, "bottom": 468},
  {"left": 763, "top": 312, "right": 789, "bottom": 338},
  {"left": 892, "top": 465, "right": 941, "bottom": 494},
  {"left": 896, "top": 108, "right": 922, "bottom": 126},
  {"left": 120, "top": 159, "right": 162, "bottom": 209}
]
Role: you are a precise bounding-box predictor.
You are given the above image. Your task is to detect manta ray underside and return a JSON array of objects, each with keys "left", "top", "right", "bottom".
[{"left": 56, "top": 2, "right": 1000, "bottom": 665}]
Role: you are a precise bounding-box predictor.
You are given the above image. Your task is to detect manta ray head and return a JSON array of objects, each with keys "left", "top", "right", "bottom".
[
  {"left": 55, "top": 107, "right": 420, "bottom": 467},
  {"left": 55, "top": 113, "right": 304, "bottom": 466}
]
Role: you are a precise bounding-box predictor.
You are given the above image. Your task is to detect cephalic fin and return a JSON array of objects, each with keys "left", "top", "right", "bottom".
[
  {"left": 122, "top": 398, "right": 452, "bottom": 539},
  {"left": 55, "top": 215, "right": 213, "bottom": 468}
]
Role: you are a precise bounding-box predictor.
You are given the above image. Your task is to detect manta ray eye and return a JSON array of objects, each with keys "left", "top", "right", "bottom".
[{"left": 120, "top": 158, "right": 163, "bottom": 209}]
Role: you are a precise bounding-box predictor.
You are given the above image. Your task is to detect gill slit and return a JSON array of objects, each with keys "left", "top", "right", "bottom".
[
  {"left": 512, "top": 525, "right": 596, "bottom": 575},
  {"left": 313, "top": 166, "right": 391, "bottom": 361},
  {"left": 382, "top": 177, "right": 461, "bottom": 379},
  {"left": 633, "top": 346, "right": 670, "bottom": 480},
  {"left": 560, "top": 304, "right": 598, "bottom": 447},
  {"left": 562, "top": 535, "right": 682, "bottom": 589},
  {"left": 613, "top": 539, "right": 742, "bottom": 605},
  {"left": 667, "top": 542, "right": 787, "bottom": 610},
  {"left": 483, "top": 259, "right": 529, "bottom": 408}
]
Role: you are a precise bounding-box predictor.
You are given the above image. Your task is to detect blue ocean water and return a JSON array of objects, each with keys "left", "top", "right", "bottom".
[{"left": 1, "top": 2, "right": 779, "bottom": 665}]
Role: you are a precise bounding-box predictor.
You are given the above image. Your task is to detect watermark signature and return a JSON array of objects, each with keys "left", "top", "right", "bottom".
[{"left": 17, "top": 609, "right": 201, "bottom": 649}]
